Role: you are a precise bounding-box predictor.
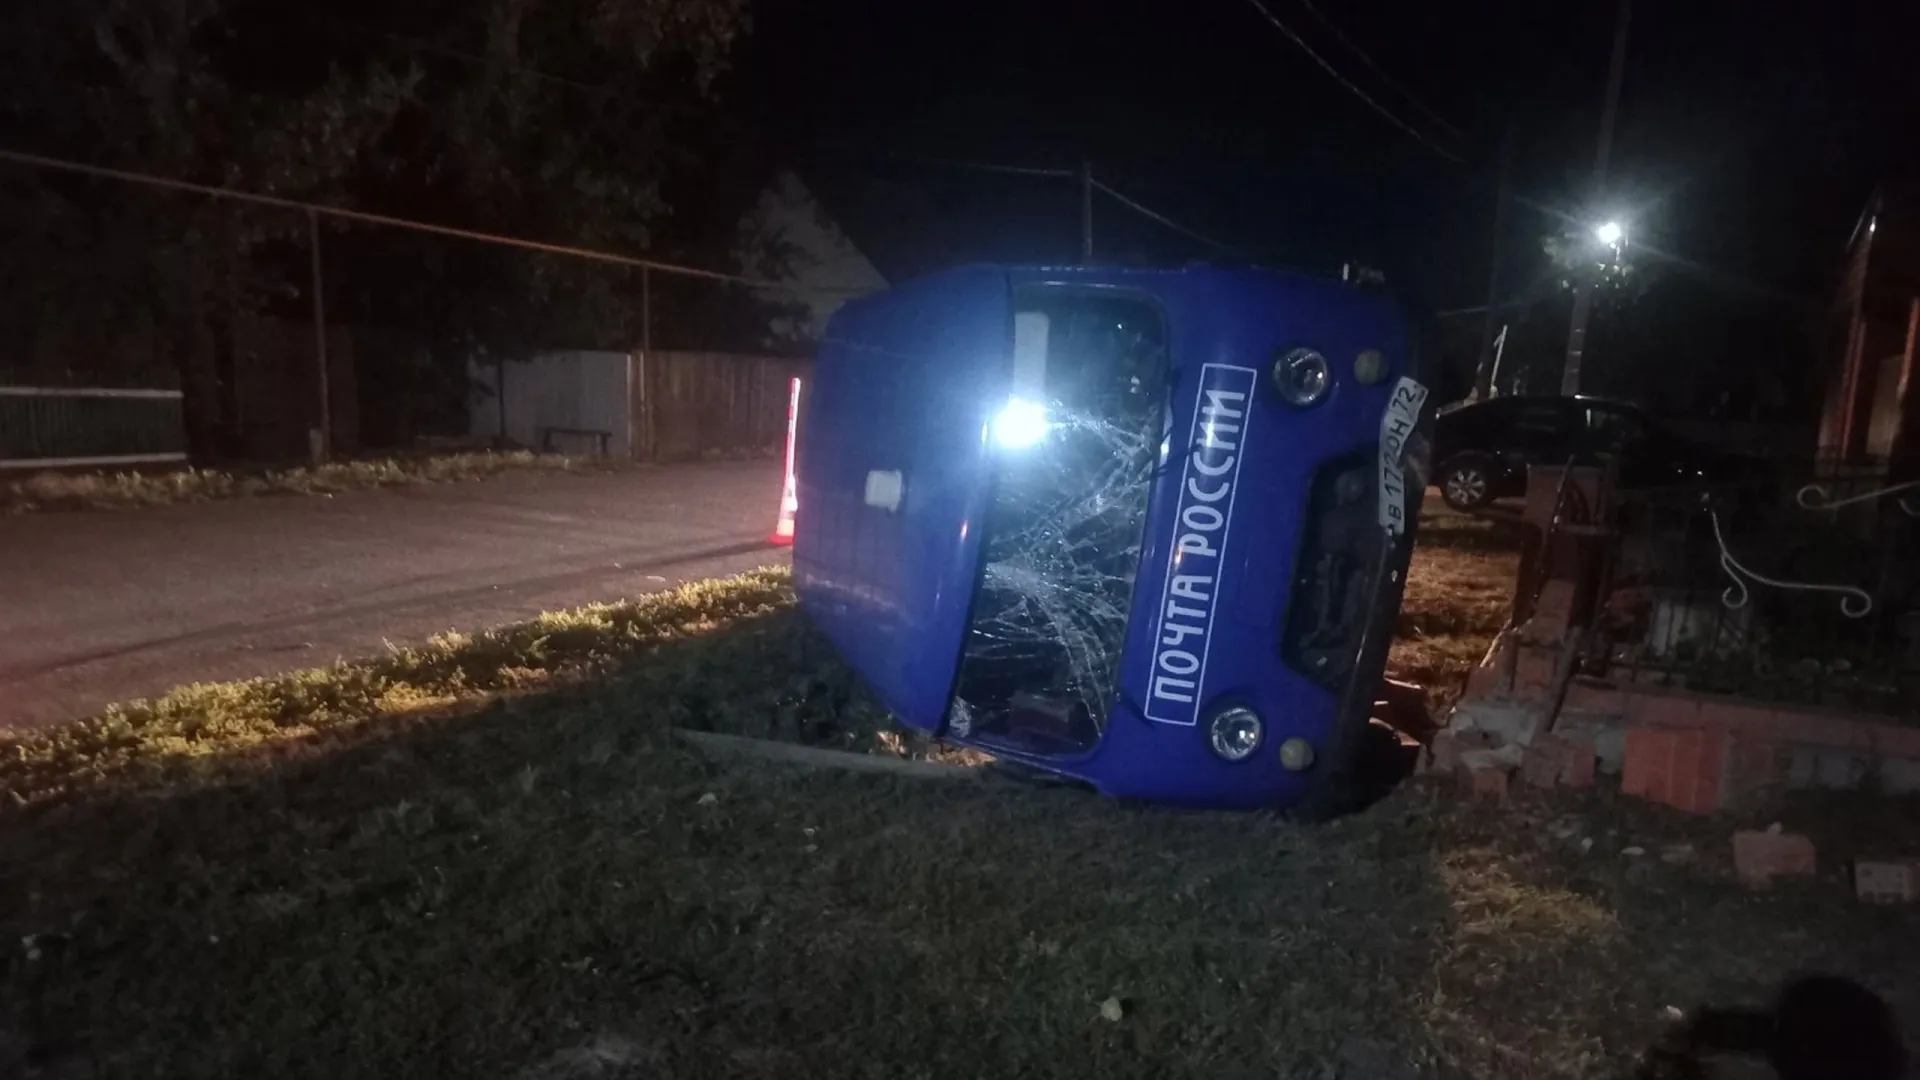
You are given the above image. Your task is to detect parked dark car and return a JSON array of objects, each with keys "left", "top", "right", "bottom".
[{"left": 1431, "top": 395, "right": 1770, "bottom": 510}]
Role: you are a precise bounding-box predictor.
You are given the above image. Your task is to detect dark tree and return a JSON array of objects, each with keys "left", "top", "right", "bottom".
[{"left": 0, "top": 0, "right": 797, "bottom": 455}]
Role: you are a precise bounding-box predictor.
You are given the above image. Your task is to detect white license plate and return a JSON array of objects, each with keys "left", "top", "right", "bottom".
[{"left": 1378, "top": 376, "right": 1429, "bottom": 535}]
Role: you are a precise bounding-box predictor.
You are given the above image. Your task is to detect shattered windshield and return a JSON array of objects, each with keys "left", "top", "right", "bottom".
[{"left": 948, "top": 288, "right": 1169, "bottom": 756}]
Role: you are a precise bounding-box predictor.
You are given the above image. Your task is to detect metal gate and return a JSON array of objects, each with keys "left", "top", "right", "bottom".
[{"left": 0, "top": 386, "right": 188, "bottom": 469}]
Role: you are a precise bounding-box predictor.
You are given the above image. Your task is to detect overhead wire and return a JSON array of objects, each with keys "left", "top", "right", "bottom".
[
  {"left": 884, "top": 151, "right": 1075, "bottom": 179},
  {"left": 888, "top": 150, "right": 1233, "bottom": 255},
  {"left": 1291, "top": 0, "right": 1462, "bottom": 139},
  {"left": 1233, "top": 0, "right": 1463, "bottom": 164},
  {"left": 0, "top": 147, "right": 875, "bottom": 296},
  {"left": 1090, "top": 178, "right": 1235, "bottom": 254}
]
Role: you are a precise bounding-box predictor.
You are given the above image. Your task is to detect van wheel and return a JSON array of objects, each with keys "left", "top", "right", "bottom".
[{"left": 1440, "top": 458, "right": 1495, "bottom": 510}]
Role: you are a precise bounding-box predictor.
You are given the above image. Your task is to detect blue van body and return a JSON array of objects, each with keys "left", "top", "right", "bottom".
[{"left": 793, "top": 264, "right": 1430, "bottom": 812}]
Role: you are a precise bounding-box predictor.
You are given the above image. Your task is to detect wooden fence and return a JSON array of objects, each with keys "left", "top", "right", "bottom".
[{"left": 635, "top": 352, "right": 810, "bottom": 463}]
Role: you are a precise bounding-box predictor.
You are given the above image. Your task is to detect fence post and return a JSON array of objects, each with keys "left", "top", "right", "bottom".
[{"left": 307, "top": 208, "right": 331, "bottom": 464}]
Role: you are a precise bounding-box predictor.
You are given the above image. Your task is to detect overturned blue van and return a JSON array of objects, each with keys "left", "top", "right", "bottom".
[{"left": 792, "top": 264, "right": 1430, "bottom": 813}]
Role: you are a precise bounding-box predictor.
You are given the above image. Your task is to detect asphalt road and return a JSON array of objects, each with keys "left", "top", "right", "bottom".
[{"left": 0, "top": 462, "right": 787, "bottom": 731}]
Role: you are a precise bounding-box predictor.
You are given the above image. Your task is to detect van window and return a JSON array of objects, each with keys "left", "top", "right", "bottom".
[{"left": 950, "top": 289, "right": 1169, "bottom": 756}]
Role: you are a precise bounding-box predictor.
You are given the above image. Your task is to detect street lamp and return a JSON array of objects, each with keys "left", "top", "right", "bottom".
[{"left": 1595, "top": 221, "right": 1624, "bottom": 246}]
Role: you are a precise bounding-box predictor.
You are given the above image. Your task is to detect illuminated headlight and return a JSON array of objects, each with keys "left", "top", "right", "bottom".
[
  {"left": 990, "top": 396, "right": 1050, "bottom": 450},
  {"left": 1206, "top": 706, "right": 1264, "bottom": 762},
  {"left": 1272, "top": 348, "right": 1331, "bottom": 406}
]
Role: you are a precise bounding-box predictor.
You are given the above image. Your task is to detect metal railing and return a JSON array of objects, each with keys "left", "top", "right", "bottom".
[
  {"left": 0, "top": 386, "right": 188, "bottom": 469},
  {"left": 1591, "top": 460, "right": 1920, "bottom": 721}
]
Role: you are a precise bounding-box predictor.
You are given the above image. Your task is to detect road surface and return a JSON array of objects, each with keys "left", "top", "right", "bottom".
[{"left": 0, "top": 462, "right": 786, "bottom": 731}]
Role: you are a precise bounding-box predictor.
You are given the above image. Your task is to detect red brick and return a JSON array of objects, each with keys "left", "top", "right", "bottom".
[
  {"left": 1622, "top": 726, "right": 1732, "bottom": 814},
  {"left": 1733, "top": 829, "right": 1817, "bottom": 888},
  {"left": 1855, "top": 859, "right": 1920, "bottom": 904},
  {"left": 1626, "top": 689, "right": 1704, "bottom": 729},
  {"left": 1464, "top": 662, "right": 1508, "bottom": 702},
  {"left": 1667, "top": 731, "right": 1706, "bottom": 812},
  {"left": 1676, "top": 729, "right": 1731, "bottom": 814},
  {"left": 1696, "top": 699, "right": 1776, "bottom": 734},
  {"left": 1514, "top": 645, "right": 1559, "bottom": 696},
  {"left": 1561, "top": 679, "right": 1626, "bottom": 718},
  {"left": 1622, "top": 727, "right": 1667, "bottom": 800}
]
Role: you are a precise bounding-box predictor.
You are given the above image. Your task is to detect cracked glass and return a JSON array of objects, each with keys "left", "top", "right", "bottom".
[{"left": 949, "top": 288, "right": 1168, "bottom": 756}]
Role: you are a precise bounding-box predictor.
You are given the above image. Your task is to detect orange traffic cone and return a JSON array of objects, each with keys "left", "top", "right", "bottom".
[{"left": 769, "top": 376, "right": 801, "bottom": 546}]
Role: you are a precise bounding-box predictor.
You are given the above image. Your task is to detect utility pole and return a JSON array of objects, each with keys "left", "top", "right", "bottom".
[
  {"left": 1080, "top": 161, "right": 1094, "bottom": 264},
  {"left": 1562, "top": 0, "right": 1632, "bottom": 396},
  {"left": 1474, "top": 123, "right": 1515, "bottom": 401},
  {"left": 641, "top": 264, "right": 652, "bottom": 353},
  {"left": 307, "top": 208, "right": 331, "bottom": 463},
  {"left": 639, "top": 264, "right": 653, "bottom": 461}
]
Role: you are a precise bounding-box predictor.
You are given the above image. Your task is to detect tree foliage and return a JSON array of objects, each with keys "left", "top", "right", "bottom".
[{"left": 0, "top": 0, "right": 791, "bottom": 452}]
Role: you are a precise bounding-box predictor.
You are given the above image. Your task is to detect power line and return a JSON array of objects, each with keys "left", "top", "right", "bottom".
[
  {"left": 0, "top": 148, "right": 873, "bottom": 296},
  {"left": 890, "top": 151, "right": 1234, "bottom": 254},
  {"left": 1234, "top": 0, "right": 1463, "bottom": 165},
  {"left": 1292, "top": 0, "right": 1462, "bottom": 139},
  {"left": 1090, "top": 179, "right": 1235, "bottom": 254},
  {"left": 885, "top": 151, "right": 1075, "bottom": 179}
]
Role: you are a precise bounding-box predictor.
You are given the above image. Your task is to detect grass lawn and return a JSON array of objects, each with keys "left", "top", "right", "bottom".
[
  {"left": 3, "top": 510, "right": 1916, "bottom": 1078},
  {"left": 0, "top": 451, "right": 589, "bottom": 513}
]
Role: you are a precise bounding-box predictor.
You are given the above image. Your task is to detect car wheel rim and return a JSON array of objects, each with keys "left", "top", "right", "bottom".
[{"left": 1447, "top": 469, "right": 1486, "bottom": 505}]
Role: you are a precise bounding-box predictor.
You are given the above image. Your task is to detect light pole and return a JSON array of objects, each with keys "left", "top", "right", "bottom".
[
  {"left": 1562, "top": 0, "right": 1633, "bottom": 396},
  {"left": 1563, "top": 220, "right": 1627, "bottom": 396}
]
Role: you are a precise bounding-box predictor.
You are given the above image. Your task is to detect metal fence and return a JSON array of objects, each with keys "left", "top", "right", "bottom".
[
  {"left": 0, "top": 386, "right": 188, "bottom": 469},
  {"left": 1593, "top": 459, "right": 1920, "bottom": 720}
]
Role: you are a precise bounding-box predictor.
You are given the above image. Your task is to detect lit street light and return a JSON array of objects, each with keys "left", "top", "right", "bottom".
[{"left": 1595, "top": 221, "right": 1624, "bottom": 246}]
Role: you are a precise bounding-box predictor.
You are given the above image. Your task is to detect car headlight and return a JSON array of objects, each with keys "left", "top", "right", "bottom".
[
  {"left": 1206, "top": 706, "right": 1264, "bottom": 762},
  {"left": 1273, "top": 348, "right": 1331, "bottom": 407}
]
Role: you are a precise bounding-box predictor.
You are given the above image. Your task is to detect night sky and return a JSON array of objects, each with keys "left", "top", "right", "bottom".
[{"left": 731, "top": 0, "right": 1918, "bottom": 408}]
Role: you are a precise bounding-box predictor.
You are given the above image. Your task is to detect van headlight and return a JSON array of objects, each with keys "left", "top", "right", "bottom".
[
  {"left": 1206, "top": 706, "right": 1264, "bottom": 762},
  {"left": 1273, "top": 348, "right": 1331, "bottom": 407},
  {"left": 990, "top": 396, "right": 1050, "bottom": 450}
]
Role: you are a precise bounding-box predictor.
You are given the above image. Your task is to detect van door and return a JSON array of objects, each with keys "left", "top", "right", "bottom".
[{"left": 792, "top": 266, "right": 1013, "bottom": 733}]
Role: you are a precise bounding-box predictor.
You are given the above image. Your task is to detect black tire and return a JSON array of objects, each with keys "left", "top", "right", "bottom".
[{"left": 1439, "top": 457, "right": 1496, "bottom": 511}]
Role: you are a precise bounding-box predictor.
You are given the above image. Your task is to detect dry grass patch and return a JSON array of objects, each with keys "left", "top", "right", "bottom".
[
  {"left": 1390, "top": 507, "right": 1524, "bottom": 712},
  {"left": 1, "top": 450, "right": 590, "bottom": 513}
]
